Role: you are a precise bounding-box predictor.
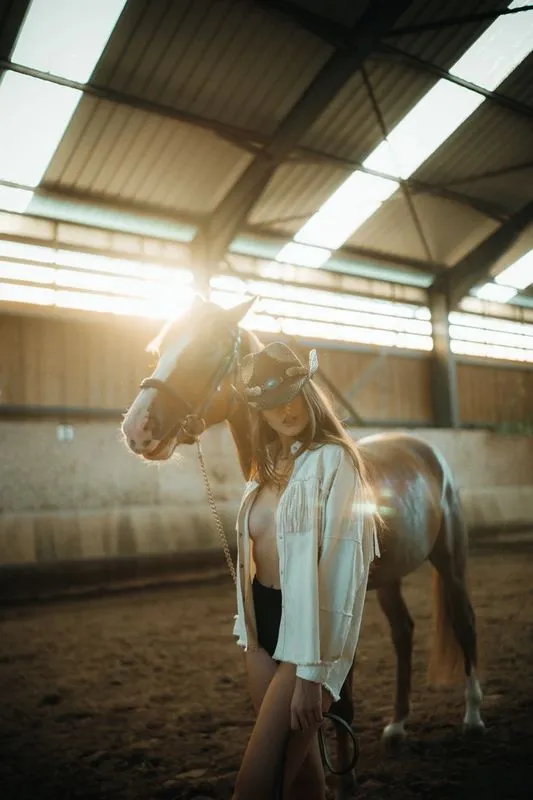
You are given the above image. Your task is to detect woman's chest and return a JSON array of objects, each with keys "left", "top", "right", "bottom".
[{"left": 248, "top": 484, "right": 281, "bottom": 542}]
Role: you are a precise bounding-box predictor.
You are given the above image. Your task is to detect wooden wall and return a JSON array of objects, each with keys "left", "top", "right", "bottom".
[
  {"left": 457, "top": 362, "right": 533, "bottom": 427},
  {"left": 0, "top": 312, "right": 157, "bottom": 410},
  {"left": 285, "top": 339, "right": 433, "bottom": 424},
  {"left": 1, "top": 311, "right": 532, "bottom": 427}
]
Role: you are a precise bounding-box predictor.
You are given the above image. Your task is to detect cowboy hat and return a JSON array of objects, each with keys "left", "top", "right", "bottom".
[{"left": 239, "top": 342, "right": 319, "bottom": 410}]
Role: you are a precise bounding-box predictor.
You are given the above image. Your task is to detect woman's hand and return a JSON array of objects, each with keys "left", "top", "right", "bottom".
[{"left": 290, "top": 677, "right": 331, "bottom": 731}]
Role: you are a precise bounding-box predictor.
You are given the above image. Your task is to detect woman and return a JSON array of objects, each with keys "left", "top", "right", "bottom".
[{"left": 231, "top": 342, "right": 379, "bottom": 800}]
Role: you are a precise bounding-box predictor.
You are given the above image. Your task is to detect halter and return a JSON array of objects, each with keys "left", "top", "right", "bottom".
[{"left": 139, "top": 325, "right": 242, "bottom": 444}]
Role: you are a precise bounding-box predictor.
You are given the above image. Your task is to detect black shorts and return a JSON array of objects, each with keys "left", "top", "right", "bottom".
[{"left": 252, "top": 577, "right": 282, "bottom": 659}]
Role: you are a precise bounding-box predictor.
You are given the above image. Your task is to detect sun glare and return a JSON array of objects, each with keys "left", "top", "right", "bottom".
[{"left": 0, "top": 241, "right": 194, "bottom": 320}]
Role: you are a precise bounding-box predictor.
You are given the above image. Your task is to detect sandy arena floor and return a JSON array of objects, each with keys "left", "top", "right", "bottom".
[{"left": 1, "top": 549, "right": 532, "bottom": 799}]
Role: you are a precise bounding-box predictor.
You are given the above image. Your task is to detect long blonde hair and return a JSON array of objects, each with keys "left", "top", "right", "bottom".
[{"left": 248, "top": 378, "right": 374, "bottom": 499}]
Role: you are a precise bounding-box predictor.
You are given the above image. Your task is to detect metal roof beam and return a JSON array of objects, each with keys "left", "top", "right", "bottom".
[
  {"left": 434, "top": 160, "right": 533, "bottom": 189},
  {"left": 0, "top": 58, "right": 264, "bottom": 153},
  {"left": 432, "top": 199, "right": 533, "bottom": 308},
  {"left": 0, "top": 62, "right": 514, "bottom": 224},
  {"left": 286, "top": 149, "right": 508, "bottom": 222},
  {"left": 0, "top": 185, "right": 441, "bottom": 276},
  {"left": 261, "top": 3, "right": 533, "bottom": 119},
  {"left": 361, "top": 63, "right": 434, "bottom": 264},
  {"left": 378, "top": 45, "right": 533, "bottom": 119},
  {"left": 198, "top": 0, "right": 415, "bottom": 266},
  {"left": 384, "top": 5, "right": 533, "bottom": 38}
]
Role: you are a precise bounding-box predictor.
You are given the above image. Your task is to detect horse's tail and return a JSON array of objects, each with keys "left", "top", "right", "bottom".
[{"left": 427, "top": 468, "right": 468, "bottom": 686}]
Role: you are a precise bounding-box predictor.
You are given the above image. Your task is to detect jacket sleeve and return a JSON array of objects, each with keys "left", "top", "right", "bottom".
[{"left": 296, "top": 447, "right": 368, "bottom": 684}]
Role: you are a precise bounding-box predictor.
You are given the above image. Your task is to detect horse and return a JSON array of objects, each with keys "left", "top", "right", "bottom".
[{"left": 122, "top": 295, "right": 485, "bottom": 799}]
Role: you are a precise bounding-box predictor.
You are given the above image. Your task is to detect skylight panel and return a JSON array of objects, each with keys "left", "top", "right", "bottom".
[
  {"left": 0, "top": 281, "right": 195, "bottom": 320},
  {"left": 472, "top": 283, "right": 518, "bottom": 303},
  {"left": 451, "top": 338, "right": 533, "bottom": 363},
  {"left": 240, "top": 312, "right": 282, "bottom": 334},
  {"left": 449, "top": 311, "right": 533, "bottom": 337},
  {"left": 0, "top": 73, "right": 81, "bottom": 187},
  {"left": 0, "top": 241, "right": 57, "bottom": 262},
  {"left": 363, "top": 82, "right": 484, "bottom": 180},
  {"left": 275, "top": 242, "right": 332, "bottom": 268},
  {"left": 449, "top": 1, "right": 533, "bottom": 91},
  {"left": 293, "top": 172, "right": 398, "bottom": 250},
  {"left": 0, "top": 283, "right": 54, "bottom": 306},
  {"left": 0, "top": 184, "right": 35, "bottom": 213},
  {"left": 0, "top": 261, "right": 56, "bottom": 284},
  {"left": 252, "top": 296, "right": 431, "bottom": 335},
  {"left": 210, "top": 274, "right": 430, "bottom": 320},
  {"left": 0, "top": 0, "right": 127, "bottom": 203},
  {"left": 282, "top": 1, "right": 533, "bottom": 270},
  {"left": 449, "top": 324, "right": 533, "bottom": 350},
  {"left": 11, "top": 0, "right": 127, "bottom": 84},
  {"left": 494, "top": 249, "right": 533, "bottom": 290},
  {"left": 209, "top": 275, "right": 433, "bottom": 350}
]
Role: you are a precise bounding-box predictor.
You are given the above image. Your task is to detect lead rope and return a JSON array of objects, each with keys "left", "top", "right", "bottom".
[
  {"left": 195, "top": 439, "right": 359, "bottom": 795},
  {"left": 196, "top": 439, "right": 237, "bottom": 586}
]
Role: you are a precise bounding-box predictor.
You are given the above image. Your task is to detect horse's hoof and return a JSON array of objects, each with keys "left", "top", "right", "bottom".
[
  {"left": 382, "top": 721, "right": 407, "bottom": 751},
  {"left": 462, "top": 720, "right": 486, "bottom": 739}
]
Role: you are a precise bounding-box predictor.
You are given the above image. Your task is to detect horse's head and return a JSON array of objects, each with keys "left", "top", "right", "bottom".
[{"left": 122, "top": 294, "right": 256, "bottom": 460}]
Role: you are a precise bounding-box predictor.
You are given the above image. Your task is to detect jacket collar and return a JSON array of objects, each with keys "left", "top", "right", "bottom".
[{"left": 245, "top": 440, "right": 305, "bottom": 492}]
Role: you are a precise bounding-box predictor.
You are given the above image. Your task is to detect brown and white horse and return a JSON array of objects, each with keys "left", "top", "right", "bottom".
[{"left": 122, "top": 296, "right": 485, "bottom": 797}]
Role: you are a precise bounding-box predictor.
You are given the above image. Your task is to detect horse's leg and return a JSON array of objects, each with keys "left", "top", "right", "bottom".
[
  {"left": 377, "top": 581, "right": 414, "bottom": 743},
  {"left": 428, "top": 494, "right": 485, "bottom": 734},
  {"left": 330, "top": 664, "right": 357, "bottom": 800}
]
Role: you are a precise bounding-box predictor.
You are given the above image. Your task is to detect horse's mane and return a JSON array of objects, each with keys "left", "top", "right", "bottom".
[
  {"left": 241, "top": 327, "right": 263, "bottom": 357},
  {"left": 146, "top": 319, "right": 173, "bottom": 355},
  {"left": 146, "top": 300, "right": 232, "bottom": 355},
  {"left": 227, "top": 327, "right": 263, "bottom": 480}
]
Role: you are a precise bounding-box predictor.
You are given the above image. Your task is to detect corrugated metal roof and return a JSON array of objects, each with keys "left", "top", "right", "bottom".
[
  {"left": 345, "top": 192, "right": 434, "bottom": 264},
  {"left": 302, "top": 59, "right": 437, "bottom": 163},
  {"left": 300, "top": 70, "right": 382, "bottom": 162},
  {"left": 489, "top": 226, "right": 533, "bottom": 277},
  {"left": 415, "top": 103, "right": 533, "bottom": 215},
  {"left": 5, "top": 0, "right": 530, "bottom": 287},
  {"left": 92, "top": 0, "right": 333, "bottom": 136},
  {"left": 497, "top": 51, "right": 533, "bottom": 107},
  {"left": 345, "top": 191, "right": 500, "bottom": 266},
  {"left": 390, "top": 0, "right": 510, "bottom": 69},
  {"left": 288, "top": 0, "right": 371, "bottom": 28},
  {"left": 249, "top": 161, "right": 349, "bottom": 233},
  {"left": 411, "top": 194, "right": 500, "bottom": 264},
  {"left": 387, "top": 1, "right": 533, "bottom": 107},
  {"left": 43, "top": 95, "right": 252, "bottom": 216},
  {"left": 430, "top": 168, "right": 533, "bottom": 220}
]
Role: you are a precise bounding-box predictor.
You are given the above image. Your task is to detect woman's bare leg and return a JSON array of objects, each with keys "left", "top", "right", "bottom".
[
  {"left": 284, "top": 734, "right": 325, "bottom": 800},
  {"left": 234, "top": 654, "right": 326, "bottom": 800}
]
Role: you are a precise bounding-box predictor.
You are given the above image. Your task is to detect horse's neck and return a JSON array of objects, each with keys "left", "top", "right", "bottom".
[{"left": 227, "top": 327, "right": 263, "bottom": 480}]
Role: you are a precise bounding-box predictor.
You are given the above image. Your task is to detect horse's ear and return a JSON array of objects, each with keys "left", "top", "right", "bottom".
[{"left": 224, "top": 296, "right": 256, "bottom": 326}]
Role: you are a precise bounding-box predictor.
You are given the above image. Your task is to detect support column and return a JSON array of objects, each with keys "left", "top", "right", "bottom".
[{"left": 429, "top": 290, "right": 459, "bottom": 428}]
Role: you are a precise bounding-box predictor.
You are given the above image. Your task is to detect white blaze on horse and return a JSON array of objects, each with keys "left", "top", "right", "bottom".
[{"left": 122, "top": 296, "right": 485, "bottom": 797}]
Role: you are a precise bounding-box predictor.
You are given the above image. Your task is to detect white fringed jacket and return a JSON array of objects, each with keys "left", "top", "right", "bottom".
[{"left": 232, "top": 441, "right": 379, "bottom": 702}]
